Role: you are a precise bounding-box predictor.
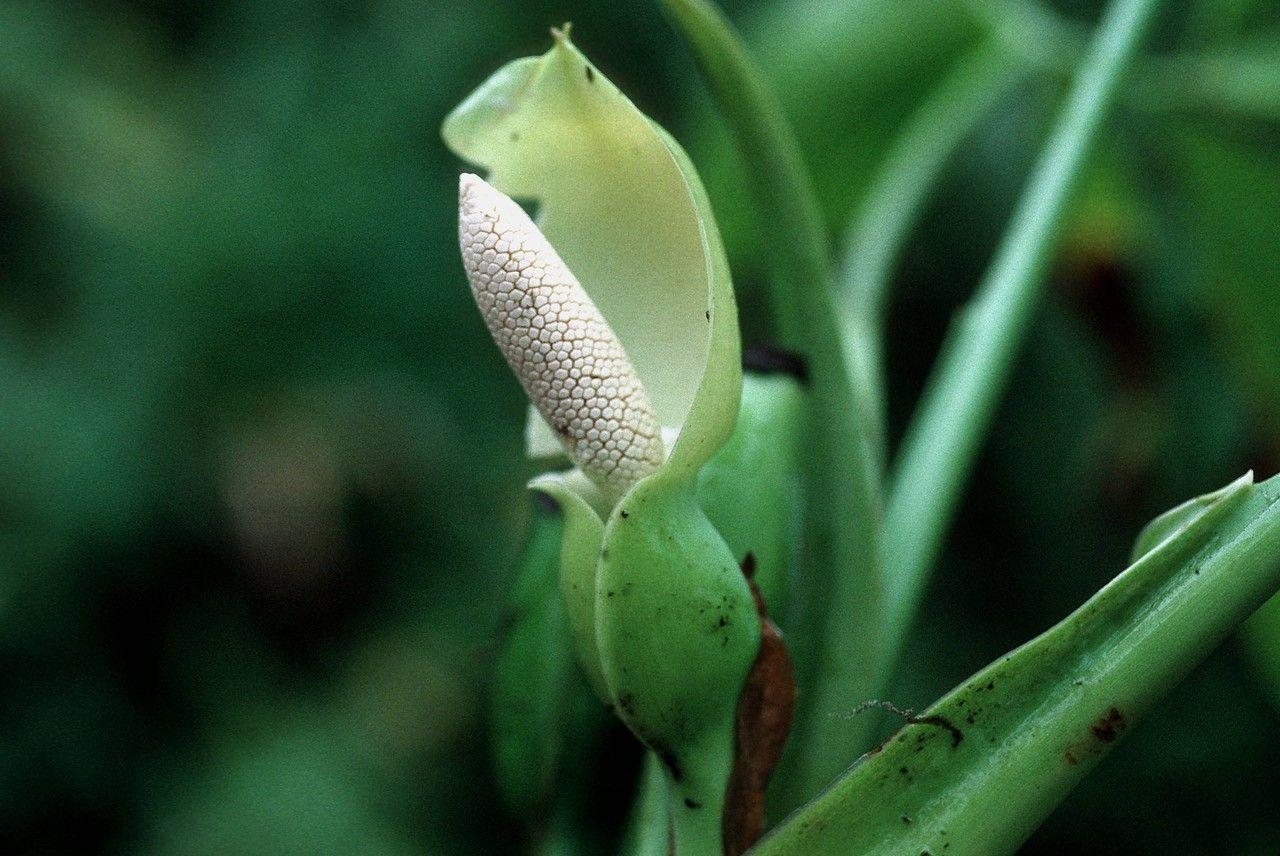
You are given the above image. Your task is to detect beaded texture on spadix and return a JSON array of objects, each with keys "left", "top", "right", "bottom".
[{"left": 458, "top": 173, "right": 665, "bottom": 496}]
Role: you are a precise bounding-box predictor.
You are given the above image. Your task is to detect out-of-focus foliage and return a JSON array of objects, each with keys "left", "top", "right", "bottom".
[{"left": 0, "top": 0, "right": 1277, "bottom": 854}]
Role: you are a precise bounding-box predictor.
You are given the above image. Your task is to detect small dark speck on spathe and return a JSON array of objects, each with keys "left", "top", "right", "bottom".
[
  {"left": 705, "top": 309, "right": 711, "bottom": 321},
  {"left": 585, "top": 66, "right": 595, "bottom": 82}
]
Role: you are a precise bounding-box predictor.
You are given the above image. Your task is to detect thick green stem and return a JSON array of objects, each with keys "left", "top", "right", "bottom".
[
  {"left": 829, "top": 44, "right": 1023, "bottom": 755},
  {"left": 622, "top": 753, "right": 670, "bottom": 856},
  {"left": 883, "top": 0, "right": 1164, "bottom": 672},
  {"left": 667, "top": 724, "right": 736, "bottom": 856},
  {"left": 660, "top": 0, "right": 885, "bottom": 809}
]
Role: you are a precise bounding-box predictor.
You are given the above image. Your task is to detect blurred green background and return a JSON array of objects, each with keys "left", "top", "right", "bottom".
[{"left": 2, "top": 0, "right": 1278, "bottom": 853}]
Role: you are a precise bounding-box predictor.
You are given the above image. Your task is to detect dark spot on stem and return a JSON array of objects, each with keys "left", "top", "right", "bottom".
[
  {"left": 617, "top": 692, "right": 636, "bottom": 716},
  {"left": 1065, "top": 750, "right": 1079, "bottom": 765},
  {"left": 656, "top": 745, "right": 683, "bottom": 782},
  {"left": 910, "top": 714, "right": 964, "bottom": 748},
  {"left": 684, "top": 798, "right": 701, "bottom": 810},
  {"left": 1090, "top": 707, "right": 1125, "bottom": 743},
  {"left": 847, "top": 700, "right": 964, "bottom": 748},
  {"left": 740, "top": 552, "right": 757, "bottom": 579}
]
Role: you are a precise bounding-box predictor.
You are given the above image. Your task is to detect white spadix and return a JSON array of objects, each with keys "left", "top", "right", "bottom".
[{"left": 458, "top": 173, "right": 665, "bottom": 496}]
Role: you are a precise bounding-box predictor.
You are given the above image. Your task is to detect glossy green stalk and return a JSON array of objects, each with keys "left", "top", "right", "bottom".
[
  {"left": 883, "top": 0, "right": 1163, "bottom": 685},
  {"left": 839, "top": 45, "right": 1021, "bottom": 472},
  {"left": 660, "top": 0, "right": 886, "bottom": 806},
  {"left": 756, "top": 473, "right": 1280, "bottom": 855}
]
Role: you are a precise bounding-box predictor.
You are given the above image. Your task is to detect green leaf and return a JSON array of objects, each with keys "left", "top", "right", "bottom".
[
  {"left": 754, "top": 472, "right": 1280, "bottom": 856},
  {"left": 1156, "top": 112, "right": 1280, "bottom": 720},
  {"left": 489, "top": 502, "right": 572, "bottom": 818},
  {"left": 698, "top": 371, "right": 806, "bottom": 610},
  {"left": 1158, "top": 121, "right": 1280, "bottom": 441},
  {"left": 1130, "top": 476, "right": 1252, "bottom": 564},
  {"left": 1137, "top": 38, "right": 1280, "bottom": 120},
  {"left": 442, "top": 30, "right": 740, "bottom": 481},
  {"left": 882, "top": 0, "right": 1163, "bottom": 710},
  {"left": 530, "top": 473, "right": 609, "bottom": 701}
]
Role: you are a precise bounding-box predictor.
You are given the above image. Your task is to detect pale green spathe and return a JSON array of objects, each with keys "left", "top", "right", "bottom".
[{"left": 442, "top": 29, "right": 740, "bottom": 481}]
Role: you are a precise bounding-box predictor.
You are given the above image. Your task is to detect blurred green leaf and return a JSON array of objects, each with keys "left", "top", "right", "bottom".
[
  {"left": 1157, "top": 112, "right": 1280, "bottom": 718},
  {"left": 839, "top": 44, "right": 1022, "bottom": 471},
  {"left": 489, "top": 504, "right": 571, "bottom": 818},
  {"left": 688, "top": 0, "right": 984, "bottom": 269},
  {"left": 884, "top": 0, "right": 1162, "bottom": 716}
]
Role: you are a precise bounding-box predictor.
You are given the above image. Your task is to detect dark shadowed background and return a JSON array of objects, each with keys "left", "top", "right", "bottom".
[{"left": 2, "top": 0, "right": 1279, "bottom": 853}]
